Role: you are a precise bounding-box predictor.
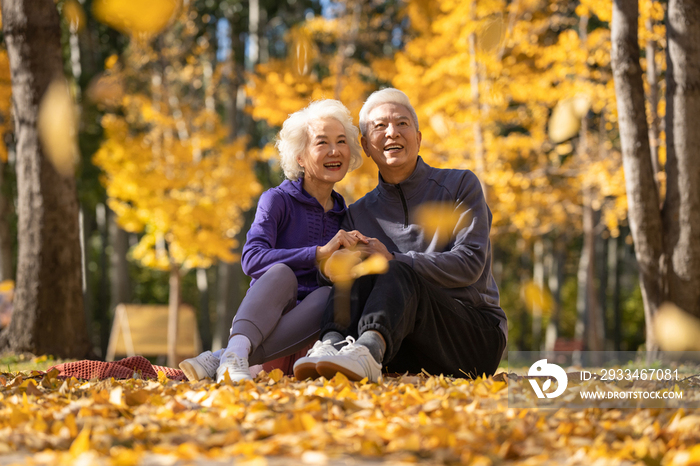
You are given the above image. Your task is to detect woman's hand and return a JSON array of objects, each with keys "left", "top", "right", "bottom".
[{"left": 316, "top": 230, "right": 370, "bottom": 263}]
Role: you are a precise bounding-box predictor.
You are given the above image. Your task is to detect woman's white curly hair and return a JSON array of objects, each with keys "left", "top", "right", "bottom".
[{"left": 276, "top": 99, "right": 363, "bottom": 181}]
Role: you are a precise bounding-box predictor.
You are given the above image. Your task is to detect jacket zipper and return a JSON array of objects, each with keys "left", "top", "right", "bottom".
[{"left": 396, "top": 184, "right": 409, "bottom": 228}]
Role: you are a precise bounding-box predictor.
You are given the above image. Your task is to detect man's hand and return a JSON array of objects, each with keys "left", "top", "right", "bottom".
[
  {"left": 357, "top": 238, "right": 394, "bottom": 262},
  {"left": 316, "top": 230, "right": 370, "bottom": 263}
]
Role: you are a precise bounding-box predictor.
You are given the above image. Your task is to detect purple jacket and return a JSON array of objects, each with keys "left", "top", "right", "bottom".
[{"left": 241, "top": 178, "right": 347, "bottom": 300}]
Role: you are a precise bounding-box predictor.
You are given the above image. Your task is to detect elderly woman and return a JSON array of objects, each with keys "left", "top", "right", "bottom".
[{"left": 180, "top": 99, "right": 367, "bottom": 382}]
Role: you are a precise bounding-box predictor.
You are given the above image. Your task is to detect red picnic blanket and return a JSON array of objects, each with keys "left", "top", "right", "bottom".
[{"left": 48, "top": 356, "right": 187, "bottom": 381}]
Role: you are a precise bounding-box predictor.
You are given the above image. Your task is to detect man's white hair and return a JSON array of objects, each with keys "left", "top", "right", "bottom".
[
  {"left": 359, "top": 88, "right": 419, "bottom": 137},
  {"left": 276, "top": 99, "right": 363, "bottom": 181}
]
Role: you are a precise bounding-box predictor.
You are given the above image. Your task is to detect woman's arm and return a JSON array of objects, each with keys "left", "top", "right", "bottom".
[{"left": 240, "top": 190, "right": 317, "bottom": 279}]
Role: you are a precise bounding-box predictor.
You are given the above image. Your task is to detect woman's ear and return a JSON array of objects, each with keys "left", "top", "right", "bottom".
[{"left": 297, "top": 156, "right": 304, "bottom": 168}]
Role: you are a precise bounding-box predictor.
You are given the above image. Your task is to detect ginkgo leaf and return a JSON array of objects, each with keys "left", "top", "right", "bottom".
[
  {"left": 414, "top": 202, "right": 465, "bottom": 248},
  {"left": 93, "top": 0, "right": 181, "bottom": 36},
  {"left": 62, "top": 0, "right": 86, "bottom": 33},
  {"left": 86, "top": 74, "right": 125, "bottom": 108},
  {"left": 521, "top": 281, "right": 554, "bottom": 316},
  {"left": 38, "top": 79, "right": 79, "bottom": 177},
  {"left": 548, "top": 99, "right": 581, "bottom": 143},
  {"left": 653, "top": 302, "right": 700, "bottom": 351},
  {"left": 325, "top": 249, "right": 362, "bottom": 283},
  {"left": 350, "top": 254, "right": 389, "bottom": 278},
  {"left": 478, "top": 17, "right": 505, "bottom": 52}
]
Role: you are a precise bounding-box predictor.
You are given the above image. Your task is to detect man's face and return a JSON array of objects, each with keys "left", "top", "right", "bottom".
[{"left": 361, "top": 103, "right": 422, "bottom": 177}]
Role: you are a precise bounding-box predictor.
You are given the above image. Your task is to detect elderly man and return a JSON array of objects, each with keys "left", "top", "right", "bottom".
[{"left": 293, "top": 88, "right": 507, "bottom": 382}]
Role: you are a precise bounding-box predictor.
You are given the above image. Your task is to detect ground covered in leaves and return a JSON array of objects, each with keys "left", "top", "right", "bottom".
[{"left": 1, "top": 366, "right": 700, "bottom": 466}]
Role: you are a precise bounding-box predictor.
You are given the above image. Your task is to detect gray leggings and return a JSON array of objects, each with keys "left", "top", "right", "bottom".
[{"left": 229, "top": 263, "right": 329, "bottom": 365}]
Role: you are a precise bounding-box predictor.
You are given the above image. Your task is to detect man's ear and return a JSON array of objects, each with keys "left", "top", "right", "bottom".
[
  {"left": 361, "top": 136, "right": 370, "bottom": 157},
  {"left": 416, "top": 130, "right": 422, "bottom": 150}
]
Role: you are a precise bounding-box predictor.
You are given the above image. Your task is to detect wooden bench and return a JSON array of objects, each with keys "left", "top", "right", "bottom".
[{"left": 106, "top": 304, "right": 202, "bottom": 364}]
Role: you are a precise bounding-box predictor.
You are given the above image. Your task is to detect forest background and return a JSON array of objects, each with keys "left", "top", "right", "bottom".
[{"left": 0, "top": 0, "right": 691, "bottom": 362}]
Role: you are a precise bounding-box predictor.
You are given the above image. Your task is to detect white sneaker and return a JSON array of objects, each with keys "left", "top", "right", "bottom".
[
  {"left": 316, "top": 341, "right": 382, "bottom": 383},
  {"left": 216, "top": 351, "right": 252, "bottom": 383},
  {"left": 293, "top": 339, "right": 346, "bottom": 380},
  {"left": 179, "top": 351, "right": 219, "bottom": 381}
]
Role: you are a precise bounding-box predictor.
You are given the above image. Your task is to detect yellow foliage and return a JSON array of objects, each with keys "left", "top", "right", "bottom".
[{"left": 93, "top": 6, "right": 262, "bottom": 271}]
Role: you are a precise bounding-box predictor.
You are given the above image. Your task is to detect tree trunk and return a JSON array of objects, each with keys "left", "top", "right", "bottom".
[
  {"left": 531, "top": 239, "right": 544, "bottom": 350},
  {"left": 196, "top": 267, "right": 212, "bottom": 352},
  {"left": 468, "top": 2, "right": 487, "bottom": 200},
  {"left": 663, "top": 0, "right": 700, "bottom": 319},
  {"left": 0, "top": 159, "right": 14, "bottom": 282},
  {"left": 544, "top": 236, "right": 565, "bottom": 352},
  {"left": 108, "top": 208, "right": 130, "bottom": 357},
  {"left": 0, "top": 0, "right": 90, "bottom": 357},
  {"left": 167, "top": 262, "right": 181, "bottom": 367},
  {"left": 611, "top": 0, "right": 665, "bottom": 351},
  {"left": 645, "top": 18, "right": 661, "bottom": 189},
  {"left": 109, "top": 209, "right": 131, "bottom": 310},
  {"left": 608, "top": 234, "right": 622, "bottom": 351}
]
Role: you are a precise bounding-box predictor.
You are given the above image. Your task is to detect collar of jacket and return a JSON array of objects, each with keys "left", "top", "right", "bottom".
[
  {"left": 376, "top": 156, "right": 430, "bottom": 201},
  {"left": 280, "top": 177, "right": 347, "bottom": 214}
]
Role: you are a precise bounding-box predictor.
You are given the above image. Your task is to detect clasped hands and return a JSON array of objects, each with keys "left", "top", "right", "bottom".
[{"left": 316, "top": 230, "right": 393, "bottom": 283}]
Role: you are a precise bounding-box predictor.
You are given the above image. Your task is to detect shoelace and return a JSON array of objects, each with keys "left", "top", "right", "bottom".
[
  {"left": 199, "top": 352, "right": 220, "bottom": 373},
  {"left": 309, "top": 336, "right": 356, "bottom": 357},
  {"left": 336, "top": 336, "right": 356, "bottom": 347},
  {"left": 221, "top": 352, "right": 248, "bottom": 370}
]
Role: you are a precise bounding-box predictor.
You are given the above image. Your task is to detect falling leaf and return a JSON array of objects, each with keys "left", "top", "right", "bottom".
[
  {"left": 37, "top": 79, "right": 79, "bottom": 177},
  {"left": 86, "top": 73, "right": 125, "bottom": 108},
  {"left": 521, "top": 281, "right": 554, "bottom": 315},
  {"left": 289, "top": 27, "right": 316, "bottom": 76},
  {"left": 548, "top": 95, "right": 590, "bottom": 143},
  {"left": 62, "top": 0, "right": 86, "bottom": 33},
  {"left": 415, "top": 202, "right": 465, "bottom": 248},
  {"left": 93, "top": 0, "right": 181, "bottom": 37},
  {"left": 478, "top": 17, "right": 505, "bottom": 52},
  {"left": 325, "top": 249, "right": 362, "bottom": 284},
  {"left": 429, "top": 113, "right": 450, "bottom": 139},
  {"left": 653, "top": 302, "right": 700, "bottom": 351},
  {"left": 351, "top": 254, "right": 389, "bottom": 278}
]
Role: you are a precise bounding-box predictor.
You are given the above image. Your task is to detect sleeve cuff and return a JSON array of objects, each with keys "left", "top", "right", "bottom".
[{"left": 305, "top": 245, "right": 318, "bottom": 267}]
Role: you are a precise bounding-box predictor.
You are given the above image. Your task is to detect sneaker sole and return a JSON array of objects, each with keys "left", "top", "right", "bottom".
[
  {"left": 179, "top": 361, "right": 204, "bottom": 382},
  {"left": 293, "top": 361, "right": 321, "bottom": 381},
  {"left": 315, "top": 360, "right": 367, "bottom": 382},
  {"left": 216, "top": 373, "right": 252, "bottom": 383}
]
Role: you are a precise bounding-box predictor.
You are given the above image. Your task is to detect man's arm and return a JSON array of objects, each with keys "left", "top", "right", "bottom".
[{"left": 394, "top": 172, "right": 491, "bottom": 288}]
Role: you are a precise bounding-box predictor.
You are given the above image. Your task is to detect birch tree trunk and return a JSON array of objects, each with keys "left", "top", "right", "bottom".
[
  {"left": 611, "top": 0, "right": 665, "bottom": 351},
  {"left": 0, "top": 0, "right": 90, "bottom": 357}
]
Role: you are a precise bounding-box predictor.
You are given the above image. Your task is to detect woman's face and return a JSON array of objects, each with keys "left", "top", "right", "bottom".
[{"left": 298, "top": 117, "right": 351, "bottom": 185}]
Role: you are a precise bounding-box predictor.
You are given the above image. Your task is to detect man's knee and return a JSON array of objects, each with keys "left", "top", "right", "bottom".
[{"left": 383, "top": 259, "right": 416, "bottom": 281}]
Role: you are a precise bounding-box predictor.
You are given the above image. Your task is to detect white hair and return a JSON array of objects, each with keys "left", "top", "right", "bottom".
[
  {"left": 276, "top": 99, "right": 363, "bottom": 181},
  {"left": 359, "top": 88, "right": 419, "bottom": 137}
]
